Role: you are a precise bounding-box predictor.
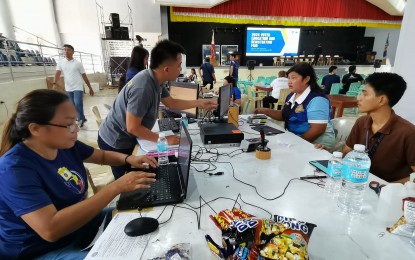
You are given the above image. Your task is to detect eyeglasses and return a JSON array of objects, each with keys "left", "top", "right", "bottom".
[{"left": 43, "top": 122, "right": 79, "bottom": 133}]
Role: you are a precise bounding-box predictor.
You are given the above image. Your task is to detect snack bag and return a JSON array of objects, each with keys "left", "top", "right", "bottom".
[
  {"left": 210, "top": 208, "right": 255, "bottom": 230},
  {"left": 387, "top": 197, "right": 415, "bottom": 237},
  {"left": 258, "top": 214, "right": 317, "bottom": 260}
]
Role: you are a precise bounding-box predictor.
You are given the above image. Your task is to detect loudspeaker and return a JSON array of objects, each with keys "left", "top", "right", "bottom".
[
  {"left": 105, "top": 26, "right": 113, "bottom": 39},
  {"left": 247, "top": 60, "right": 256, "bottom": 70},
  {"left": 120, "top": 27, "right": 129, "bottom": 40},
  {"left": 112, "top": 28, "right": 121, "bottom": 40},
  {"left": 374, "top": 59, "right": 382, "bottom": 68},
  {"left": 284, "top": 60, "right": 295, "bottom": 66},
  {"left": 110, "top": 13, "right": 120, "bottom": 28}
]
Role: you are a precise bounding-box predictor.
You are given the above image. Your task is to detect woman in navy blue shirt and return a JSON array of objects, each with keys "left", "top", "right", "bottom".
[
  {"left": 254, "top": 63, "right": 335, "bottom": 149},
  {"left": 125, "top": 45, "right": 149, "bottom": 83},
  {"left": 0, "top": 90, "right": 157, "bottom": 259}
]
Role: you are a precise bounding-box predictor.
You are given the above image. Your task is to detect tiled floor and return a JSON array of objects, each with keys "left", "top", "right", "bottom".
[{"left": 79, "top": 87, "right": 118, "bottom": 196}]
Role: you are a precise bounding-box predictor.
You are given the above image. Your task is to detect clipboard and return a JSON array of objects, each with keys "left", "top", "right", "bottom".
[{"left": 309, "top": 160, "right": 329, "bottom": 174}]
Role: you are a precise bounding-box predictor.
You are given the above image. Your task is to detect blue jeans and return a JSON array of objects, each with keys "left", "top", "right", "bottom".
[
  {"left": 33, "top": 208, "right": 113, "bottom": 260},
  {"left": 97, "top": 134, "right": 135, "bottom": 180},
  {"left": 67, "top": 91, "right": 86, "bottom": 121}
]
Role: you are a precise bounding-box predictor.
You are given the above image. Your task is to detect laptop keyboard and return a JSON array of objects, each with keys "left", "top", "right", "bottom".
[
  {"left": 158, "top": 118, "right": 180, "bottom": 132},
  {"left": 145, "top": 165, "right": 173, "bottom": 202}
]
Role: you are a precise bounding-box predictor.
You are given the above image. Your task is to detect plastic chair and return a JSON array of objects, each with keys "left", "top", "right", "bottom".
[
  {"left": 349, "top": 82, "right": 361, "bottom": 92},
  {"left": 273, "top": 88, "right": 291, "bottom": 110},
  {"left": 85, "top": 168, "right": 98, "bottom": 194},
  {"left": 91, "top": 106, "right": 103, "bottom": 127},
  {"left": 244, "top": 85, "right": 265, "bottom": 114},
  {"left": 103, "top": 104, "right": 112, "bottom": 111},
  {"left": 330, "top": 83, "right": 343, "bottom": 95},
  {"left": 331, "top": 117, "right": 358, "bottom": 151}
]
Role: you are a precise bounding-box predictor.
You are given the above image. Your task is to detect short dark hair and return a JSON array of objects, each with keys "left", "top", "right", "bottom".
[
  {"left": 365, "top": 72, "right": 407, "bottom": 107},
  {"left": 205, "top": 57, "right": 210, "bottom": 62},
  {"left": 63, "top": 44, "right": 74, "bottom": 51},
  {"left": 150, "top": 40, "right": 185, "bottom": 70},
  {"left": 230, "top": 54, "right": 236, "bottom": 58},
  {"left": 329, "top": 66, "right": 337, "bottom": 73},
  {"left": 349, "top": 65, "right": 356, "bottom": 73},
  {"left": 278, "top": 70, "right": 287, "bottom": 78},
  {"left": 224, "top": 75, "right": 236, "bottom": 87},
  {"left": 287, "top": 62, "right": 321, "bottom": 92},
  {"left": 129, "top": 45, "right": 149, "bottom": 71}
]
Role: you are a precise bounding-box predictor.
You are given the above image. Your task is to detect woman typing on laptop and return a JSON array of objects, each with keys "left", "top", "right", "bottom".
[{"left": 0, "top": 90, "right": 157, "bottom": 259}]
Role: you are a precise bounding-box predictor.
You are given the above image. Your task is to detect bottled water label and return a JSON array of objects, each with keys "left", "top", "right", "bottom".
[
  {"left": 342, "top": 166, "right": 369, "bottom": 183},
  {"left": 157, "top": 142, "right": 168, "bottom": 153},
  {"left": 331, "top": 165, "right": 342, "bottom": 178}
]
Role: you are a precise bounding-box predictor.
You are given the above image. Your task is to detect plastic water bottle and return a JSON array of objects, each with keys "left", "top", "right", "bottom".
[
  {"left": 157, "top": 133, "right": 169, "bottom": 165},
  {"left": 181, "top": 113, "right": 188, "bottom": 128},
  {"left": 325, "top": 151, "right": 343, "bottom": 197},
  {"left": 337, "top": 144, "right": 371, "bottom": 215}
]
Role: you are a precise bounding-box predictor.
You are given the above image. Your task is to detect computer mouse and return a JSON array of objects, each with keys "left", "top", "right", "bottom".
[{"left": 124, "top": 217, "right": 159, "bottom": 237}]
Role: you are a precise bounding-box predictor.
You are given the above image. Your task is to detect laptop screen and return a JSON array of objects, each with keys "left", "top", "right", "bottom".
[
  {"left": 168, "top": 82, "right": 199, "bottom": 118},
  {"left": 178, "top": 121, "right": 193, "bottom": 198}
]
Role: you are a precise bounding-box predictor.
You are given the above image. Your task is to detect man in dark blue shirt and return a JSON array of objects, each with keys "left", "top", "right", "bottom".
[
  {"left": 199, "top": 57, "right": 216, "bottom": 89},
  {"left": 322, "top": 66, "right": 341, "bottom": 94},
  {"left": 229, "top": 54, "right": 239, "bottom": 82}
]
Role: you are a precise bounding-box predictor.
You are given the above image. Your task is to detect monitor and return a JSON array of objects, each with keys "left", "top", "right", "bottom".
[
  {"left": 217, "top": 83, "right": 231, "bottom": 121},
  {"left": 178, "top": 121, "right": 192, "bottom": 198},
  {"left": 245, "top": 27, "right": 300, "bottom": 56},
  {"left": 168, "top": 81, "right": 199, "bottom": 118}
]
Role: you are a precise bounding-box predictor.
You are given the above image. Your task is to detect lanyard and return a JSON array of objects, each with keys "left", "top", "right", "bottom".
[{"left": 365, "top": 130, "right": 385, "bottom": 159}]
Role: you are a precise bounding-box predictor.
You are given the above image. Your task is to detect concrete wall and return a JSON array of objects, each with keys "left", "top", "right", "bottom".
[
  {"left": 54, "top": 0, "right": 162, "bottom": 56},
  {"left": 364, "top": 28, "right": 400, "bottom": 65},
  {"left": 393, "top": 0, "right": 415, "bottom": 123},
  {"left": 0, "top": 72, "right": 107, "bottom": 125}
]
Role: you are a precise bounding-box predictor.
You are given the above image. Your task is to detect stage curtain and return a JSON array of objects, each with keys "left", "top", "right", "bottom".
[{"left": 171, "top": 0, "right": 402, "bottom": 28}]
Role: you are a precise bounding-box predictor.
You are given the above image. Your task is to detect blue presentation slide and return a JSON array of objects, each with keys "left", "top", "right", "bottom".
[{"left": 246, "top": 27, "right": 300, "bottom": 56}]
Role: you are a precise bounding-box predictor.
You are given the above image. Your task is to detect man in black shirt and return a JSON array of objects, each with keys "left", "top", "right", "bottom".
[{"left": 341, "top": 65, "right": 364, "bottom": 94}]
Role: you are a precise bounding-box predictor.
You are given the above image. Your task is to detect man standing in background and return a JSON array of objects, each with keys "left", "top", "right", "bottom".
[
  {"left": 229, "top": 54, "right": 239, "bottom": 82},
  {"left": 313, "top": 44, "right": 323, "bottom": 66},
  {"left": 53, "top": 44, "right": 94, "bottom": 127},
  {"left": 199, "top": 57, "right": 216, "bottom": 89}
]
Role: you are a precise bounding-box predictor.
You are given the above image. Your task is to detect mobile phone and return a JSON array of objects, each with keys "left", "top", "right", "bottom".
[{"left": 309, "top": 160, "right": 329, "bottom": 174}]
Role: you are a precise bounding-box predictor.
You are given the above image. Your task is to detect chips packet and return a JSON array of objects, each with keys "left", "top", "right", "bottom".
[
  {"left": 387, "top": 197, "right": 415, "bottom": 237},
  {"left": 206, "top": 210, "right": 317, "bottom": 260}
]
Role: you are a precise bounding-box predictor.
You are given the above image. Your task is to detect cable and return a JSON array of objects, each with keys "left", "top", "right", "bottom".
[
  {"left": 226, "top": 160, "right": 323, "bottom": 200},
  {"left": 158, "top": 204, "right": 200, "bottom": 229}
]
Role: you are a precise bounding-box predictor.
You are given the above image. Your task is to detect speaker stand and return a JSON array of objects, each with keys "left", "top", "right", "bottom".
[{"left": 248, "top": 69, "right": 254, "bottom": 81}]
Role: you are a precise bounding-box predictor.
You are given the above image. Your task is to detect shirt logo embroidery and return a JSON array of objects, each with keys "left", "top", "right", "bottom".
[
  {"left": 57, "top": 167, "right": 85, "bottom": 194},
  {"left": 295, "top": 104, "right": 304, "bottom": 113}
]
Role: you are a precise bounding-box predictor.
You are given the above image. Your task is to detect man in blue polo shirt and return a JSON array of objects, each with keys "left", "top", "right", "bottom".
[
  {"left": 321, "top": 66, "right": 341, "bottom": 94},
  {"left": 229, "top": 54, "right": 239, "bottom": 82},
  {"left": 199, "top": 57, "right": 216, "bottom": 89}
]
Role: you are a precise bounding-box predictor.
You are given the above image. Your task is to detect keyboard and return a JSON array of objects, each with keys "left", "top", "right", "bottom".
[
  {"left": 158, "top": 118, "right": 180, "bottom": 132},
  {"left": 251, "top": 125, "right": 284, "bottom": 135},
  {"left": 145, "top": 165, "right": 173, "bottom": 202}
]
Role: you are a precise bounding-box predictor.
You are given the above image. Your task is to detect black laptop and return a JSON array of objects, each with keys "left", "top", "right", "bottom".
[{"left": 116, "top": 122, "right": 193, "bottom": 210}]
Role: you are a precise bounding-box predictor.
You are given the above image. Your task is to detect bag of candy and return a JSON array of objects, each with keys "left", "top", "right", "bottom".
[
  {"left": 387, "top": 197, "right": 415, "bottom": 237},
  {"left": 206, "top": 210, "right": 316, "bottom": 260}
]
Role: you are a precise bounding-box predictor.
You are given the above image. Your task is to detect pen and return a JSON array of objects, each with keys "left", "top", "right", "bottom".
[{"left": 300, "top": 175, "right": 328, "bottom": 180}]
